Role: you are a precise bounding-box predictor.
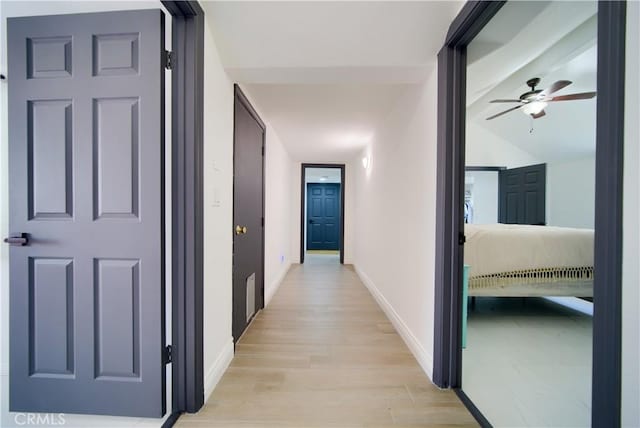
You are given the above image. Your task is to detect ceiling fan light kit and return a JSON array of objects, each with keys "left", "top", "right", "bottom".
[
  {"left": 486, "top": 77, "right": 596, "bottom": 121},
  {"left": 522, "top": 101, "right": 547, "bottom": 116}
]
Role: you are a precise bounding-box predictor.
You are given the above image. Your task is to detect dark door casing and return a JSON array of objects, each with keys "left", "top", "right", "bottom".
[
  {"left": 232, "top": 86, "right": 265, "bottom": 343},
  {"left": 499, "top": 163, "right": 546, "bottom": 225},
  {"left": 8, "top": 10, "right": 166, "bottom": 417},
  {"left": 306, "top": 183, "right": 341, "bottom": 251}
]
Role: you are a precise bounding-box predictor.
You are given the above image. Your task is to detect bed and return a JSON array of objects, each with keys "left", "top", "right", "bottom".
[{"left": 464, "top": 224, "right": 594, "bottom": 297}]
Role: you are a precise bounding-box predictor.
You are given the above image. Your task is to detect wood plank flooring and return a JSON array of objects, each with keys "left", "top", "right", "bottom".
[{"left": 176, "top": 255, "right": 478, "bottom": 427}]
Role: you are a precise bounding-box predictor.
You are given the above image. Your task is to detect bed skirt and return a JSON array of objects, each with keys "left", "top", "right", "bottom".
[{"left": 468, "top": 266, "right": 594, "bottom": 297}]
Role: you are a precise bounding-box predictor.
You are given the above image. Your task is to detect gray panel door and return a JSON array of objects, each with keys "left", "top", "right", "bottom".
[
  {"left": 232, "top": 93, "right": 265, "bottom": 343},
  {"left": 7, "top": 10, "right": 165, "bottom": 417},
  {"left": 499, "top": 163, "right": 546, "bottom": 225}
]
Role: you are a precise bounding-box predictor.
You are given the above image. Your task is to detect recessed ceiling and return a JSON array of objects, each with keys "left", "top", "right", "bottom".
[
  {"left": 202, "top": 1, "right": 465, "bottom": 162},
  {"left": 246, "top": 84, "right": 410, "bottom": 162},
  {"left": 203, "top": 1, "right": 464, "bottom": 84}
]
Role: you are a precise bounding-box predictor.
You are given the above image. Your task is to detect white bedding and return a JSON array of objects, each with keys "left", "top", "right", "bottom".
[{"left": 464, "top": 224, "right": 594, "bottom": 279}]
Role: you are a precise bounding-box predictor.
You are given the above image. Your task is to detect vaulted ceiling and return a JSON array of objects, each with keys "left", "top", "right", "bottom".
[{"left": 466, "top": 1, "right": 598, "bottom": 162}]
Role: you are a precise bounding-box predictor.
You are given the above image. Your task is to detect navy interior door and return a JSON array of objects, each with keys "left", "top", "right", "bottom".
[
  {"left": 499, "top": 163, "right": 546, "bottom": 225},
  {"left": 306, "top": 183, "right": 340, "bottom": 250}
]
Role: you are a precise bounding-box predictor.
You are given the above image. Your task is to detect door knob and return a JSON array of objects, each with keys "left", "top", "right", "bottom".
[
  {"left": 4, "top": 233, "right": 29, "bottom": 246},
  {"left": 235, "top": 225, "right": 247, "bottom": 235}
]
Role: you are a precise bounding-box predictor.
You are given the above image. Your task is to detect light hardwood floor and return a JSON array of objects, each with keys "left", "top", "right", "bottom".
[{"left": 176, "top": 255, "right": 478, "bottom": 427}]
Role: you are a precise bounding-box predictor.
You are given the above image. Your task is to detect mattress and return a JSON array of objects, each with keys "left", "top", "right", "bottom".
[{"left": 464, "top": 224, "right": 594, "bottom": 295}]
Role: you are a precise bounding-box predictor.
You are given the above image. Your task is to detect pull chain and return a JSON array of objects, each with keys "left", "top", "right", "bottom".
[{"left": 529, "top": 116, "right": 534, "bottom": 134}]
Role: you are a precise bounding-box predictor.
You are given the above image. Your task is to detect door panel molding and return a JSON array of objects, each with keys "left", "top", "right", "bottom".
[
  {"left": 8, "top": 9, "right": 165, "bottom": 417},
  {"left": 306, "top": 183, "right": 341, "bottom": 251},
  {"left": 498, "top": 163, "right": 546, "bottom": 225}
]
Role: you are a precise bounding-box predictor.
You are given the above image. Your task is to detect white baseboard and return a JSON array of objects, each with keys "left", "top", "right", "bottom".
[
  {"left": 265, "top": 262, "right": 291, "bottom": 306},
  {"left": 203, "top": 337, "right": 234, "bottom": 403},
  {"left": 354, "top": 266, "right": 434, "bottom": 380}
]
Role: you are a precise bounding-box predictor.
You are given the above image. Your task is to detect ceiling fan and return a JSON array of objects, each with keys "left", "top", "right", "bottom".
[{"left": 486, "top": 77, "right": 596, "bottom": 120}]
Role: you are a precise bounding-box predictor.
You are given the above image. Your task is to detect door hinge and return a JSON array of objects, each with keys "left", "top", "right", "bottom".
[
  {"left": 163, "top": 345, "right": 173, "bottom": 364},
  {"left": 163, "top": 50, "right": 174, "bottom": 70},
  {"left": 261, "top": 217, "right": 264, "bottom": 227},
  {"left": 459, "top": 233, "right": 466, "bottom": 245},
  {"left": 261, "top": 145, "right": 265, "bottom": 156}
]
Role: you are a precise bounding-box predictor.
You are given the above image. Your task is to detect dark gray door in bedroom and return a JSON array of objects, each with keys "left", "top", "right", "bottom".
[
  {"left": 499, "top": 163, "right": 546, "bottom": 225},
  {"left": 7, "top": 10, "right": 166, "bottom": 417},
  {"left": 232, "top": 87, "right": 265, "bottom": 343}
]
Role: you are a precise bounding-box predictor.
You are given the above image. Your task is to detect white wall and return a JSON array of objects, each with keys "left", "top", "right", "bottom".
[
  {"left": 200, "top": 9, "right": 236, "bottom": 402},
  {"left": 467, "top": 122, "right": 596, "bottom": 229},
  {"left": 546, "top": 155, "right": 595, "bottom": 229},
  {"left": 622, "top": 1, "right": 640, "bottom": 425},
  {"left": 306, "top": 167, "right": 341, "bottom": 183},
  {"left": 0, "top": 2, "right": 177, "bottom": 427},
  {"left": 466, "top": 121, "right": 541, "bottom": 168},
  {"left": 352, "top": 70, "right": 439, "bottom": 377},
  {"left": 465, "top": 171, "right": 499, "bottom": 224},
  {"left": 263, "top": 125, "right": 294, "bottom": 305},
  {"left": 291, "top": 161, "right": 355, "bottom": 264}
]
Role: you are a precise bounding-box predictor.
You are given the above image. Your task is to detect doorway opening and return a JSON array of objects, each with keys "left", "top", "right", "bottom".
[
  {"left": 300, "top": 164, "right": 345, "bottom": 265},
  {"left": 433, "top": 1, "right": 626, "bottom": 426}
]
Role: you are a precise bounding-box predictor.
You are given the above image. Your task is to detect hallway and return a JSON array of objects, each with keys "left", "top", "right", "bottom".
[{"left": 177, "top": 257, "right": 477, "bottom": 427}]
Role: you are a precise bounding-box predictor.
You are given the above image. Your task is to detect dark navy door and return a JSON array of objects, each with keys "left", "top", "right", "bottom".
[{"left": 307, "top": 183, "right": 340, "bottom": 250}]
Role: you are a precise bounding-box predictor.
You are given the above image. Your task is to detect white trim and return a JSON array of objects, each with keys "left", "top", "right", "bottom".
[
  {"left": 203, "top": 338, "right": 234, "bottom": 403},
  {"left": 354, "top": 266, "right": 434, "bottom": 380},
  {"left": 265, "top": 262, "right": 291, "bottom": 306}
]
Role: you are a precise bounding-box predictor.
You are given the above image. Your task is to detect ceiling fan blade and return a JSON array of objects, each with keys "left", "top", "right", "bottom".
[
  {"left": 489, "top": 99, "right": 523, "bottom": 103},
  {"left": 545, "top": 91, "right": 597, "bottom": 102},
  {"left": 486, "top": 104, "right": 523, "bottom": 120},
  {"left": 539, "top": 80, "right": 572, "bottom": 97},
  {"left": 531, "top": 110, "right": 546, "bottom": 119}
]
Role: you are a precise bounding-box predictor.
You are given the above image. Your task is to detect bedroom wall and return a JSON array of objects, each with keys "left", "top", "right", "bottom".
[
  {"left": 546, "top": 155, "right": 595, "bottom": 229},
  {"left": 622, "top": 1, "right": 640, "bottom": 425},
  {"left": 465, "top": 171, "right": 499, "bottom": 224},
  {"left": 352, "top": 70, "right": 438, "bottom": 377},
  {"left": 465, "top": 121, "right": 541, "bottom": 168}
]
